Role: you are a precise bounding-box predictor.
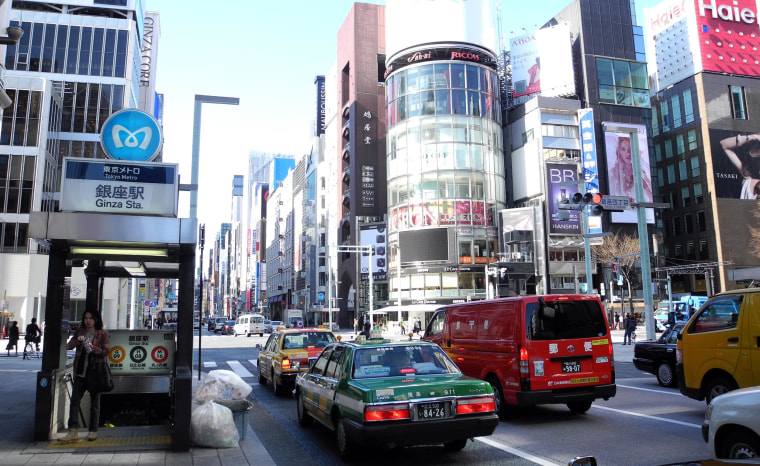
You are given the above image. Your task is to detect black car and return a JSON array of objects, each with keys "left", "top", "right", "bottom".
[
  {"left": 207, "top": 319, "right": 216, "bottom": 331},
  {"left": 633, "top": 322, "right": 685, "bottom": 387}
]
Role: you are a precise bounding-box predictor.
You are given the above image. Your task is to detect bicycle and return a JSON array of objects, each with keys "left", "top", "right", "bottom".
[{"left": 23, "top": 341, "right": 41, "bottom": 359}]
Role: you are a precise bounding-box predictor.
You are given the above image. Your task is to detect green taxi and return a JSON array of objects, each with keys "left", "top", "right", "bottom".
[{"left": 294, "top": 338, "right": 499, "bottom": 459}]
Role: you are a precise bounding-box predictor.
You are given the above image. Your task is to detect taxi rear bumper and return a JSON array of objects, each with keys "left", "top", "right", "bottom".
[{"left": 342, "top": 413, "right": 499, "bottom": 447}]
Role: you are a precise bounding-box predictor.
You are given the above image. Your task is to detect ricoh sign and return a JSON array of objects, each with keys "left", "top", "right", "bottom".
[{"left": 646, "top": 0, "right": 760, "bottom": 78}]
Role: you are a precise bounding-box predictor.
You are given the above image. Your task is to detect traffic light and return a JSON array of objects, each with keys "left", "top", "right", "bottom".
[
  {"left": 584, "top": 192, "right": 604, "bottom": 216},
  {"left": 557, "top": 191, "right": 604, "bottom": 215},
  {"left": 612, "top": 262, "right": 620, "bottom": 281}
]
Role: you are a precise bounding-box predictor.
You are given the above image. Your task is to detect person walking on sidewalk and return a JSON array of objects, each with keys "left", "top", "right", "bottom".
[
  {"left": 614, "top": 312, "right": 621, "bottom": 330},
  {"left": 24, "top": 318, "right": 42, "bottom": 358},
  {"left": 623, "top": 313, "right": 636, "bottom": 345},
  {"left": 5, "top": 321, "right": 19, "bottom": 356},
  {"left": 61, "top": 310, "right": 110, "bottom": 442}
]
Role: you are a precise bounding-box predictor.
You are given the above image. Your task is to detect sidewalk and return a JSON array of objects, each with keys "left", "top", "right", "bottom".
[{"left": 0, "top": 348, "right": 276, "bottom": 466}]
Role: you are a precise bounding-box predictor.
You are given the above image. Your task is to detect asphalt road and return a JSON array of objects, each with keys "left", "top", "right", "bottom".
[{"left": 194, "top": 328, "right": 712, "bottom": 466}]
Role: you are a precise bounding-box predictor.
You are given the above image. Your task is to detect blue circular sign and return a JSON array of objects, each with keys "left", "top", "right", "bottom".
[
  {"left": 100, "top": 109, "right": 163, "bottom": 161},
  {"left": 318, "top": 292, "right": 325, "bottom": 302}
]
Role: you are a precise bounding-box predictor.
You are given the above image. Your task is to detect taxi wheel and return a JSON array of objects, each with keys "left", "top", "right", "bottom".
[
  {"left": 486, "top": 376, "right": 508, "bottom": 420},
  {"left": 272, "top": 370, "right": 284, "bottom": 396},
  {"left": 335, "top": 416, "right": 356, "bottom": 460},
  {"left": 296, "top": 394, "right": 313, "bottom": 427},
  {"left": 443, "top": 438, "right": 468, "bottom": 452},
  {"left": 258, "top": 363, "right": 266, "bottom": 385}
]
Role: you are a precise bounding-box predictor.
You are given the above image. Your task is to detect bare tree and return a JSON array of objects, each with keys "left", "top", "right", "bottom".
[
  {"left": 750, "top": 209, "right": 760, "bottom": 258},
  {"left": 591, "top": 233, "right": 640, "bottom": 314}
]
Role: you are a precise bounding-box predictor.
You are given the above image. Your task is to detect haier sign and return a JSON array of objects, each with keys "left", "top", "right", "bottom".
[{"left": 100, "top": 109, "right": 163, "bottom": 162}]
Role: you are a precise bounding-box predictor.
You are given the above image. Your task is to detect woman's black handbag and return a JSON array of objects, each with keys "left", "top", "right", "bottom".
[{"left": 86, "top": 354, "right": 114, "bottom": 393}]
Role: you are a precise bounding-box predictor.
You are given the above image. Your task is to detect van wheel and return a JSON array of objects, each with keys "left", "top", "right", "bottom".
[
  {"left": 718, "top": 430, "right": 760, "bottom": 459},
  {"left": 656, "top": 361, "right": 676, "bottom": 387},
  {"left": 567, "top": 401, "right": 592, "bottom": 414},
  {"left": 486, "top": 376, "right": 508, "bottom": 420},
  {"left": 705, "top": 376, "right": 738, "bottom": 404}
]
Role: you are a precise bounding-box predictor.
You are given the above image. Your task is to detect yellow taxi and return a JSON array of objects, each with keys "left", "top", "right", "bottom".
[{"left": 257, "top": 328, "right": 336, "bottom": 396}]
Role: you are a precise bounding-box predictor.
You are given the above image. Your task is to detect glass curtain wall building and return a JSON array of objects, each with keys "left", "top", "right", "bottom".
[{"left": 385, "top": 44, "right": 506, "bottom": 305}]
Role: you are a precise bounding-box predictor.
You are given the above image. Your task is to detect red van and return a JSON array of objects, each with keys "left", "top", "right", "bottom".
[{"left": 423, "top": 295, "right": 616, "bottom": 418}]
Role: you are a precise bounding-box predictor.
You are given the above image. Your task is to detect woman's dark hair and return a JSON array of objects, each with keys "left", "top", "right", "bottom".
[{"left": 83, "top": 310, "right": 104, "bottom": 331}]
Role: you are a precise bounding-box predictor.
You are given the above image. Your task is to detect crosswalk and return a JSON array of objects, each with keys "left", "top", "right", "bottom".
[{"left": 201, "top": 359, "right": 260, "bottom": 379}]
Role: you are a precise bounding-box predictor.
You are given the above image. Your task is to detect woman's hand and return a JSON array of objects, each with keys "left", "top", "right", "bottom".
[{"left": 78, "top": 336, "right": 85, "bottom": 342}]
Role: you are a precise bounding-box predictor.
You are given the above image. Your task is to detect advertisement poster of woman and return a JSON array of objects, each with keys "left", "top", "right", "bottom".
[
  {"left": 714, "top": 131, "right": 760, "bottom": 199},
  {"left": 604, "top": 127, "right": 654, "bottom": 224}
]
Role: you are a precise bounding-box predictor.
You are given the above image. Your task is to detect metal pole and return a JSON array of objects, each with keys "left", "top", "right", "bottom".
[
  {"left": 396, "top": 245, "right": 401, "bottom": 324},
  {"left": 198, "top": 224, "right": 205, "bottom": 381},
  {"left": 583, "top": 207, "right": 593, "bottom": 294},
  {"left": 630, "top": 131, "right": 656, "bottom": 340},
  {"left": 369, "top": 246, "right": 374, "bottom": 328},
  {"left": 328, "top": 245, "right": 332, "bottom": 332}
]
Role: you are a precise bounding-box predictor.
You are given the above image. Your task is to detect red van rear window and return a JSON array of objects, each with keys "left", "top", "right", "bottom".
[{"left": 526, "top": 299, "right": 608, "bottom": 340}]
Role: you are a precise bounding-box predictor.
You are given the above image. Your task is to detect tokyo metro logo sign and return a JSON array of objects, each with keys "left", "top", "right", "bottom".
[{"left": 100, "top": 109, "right": 163, "bottom": 162}]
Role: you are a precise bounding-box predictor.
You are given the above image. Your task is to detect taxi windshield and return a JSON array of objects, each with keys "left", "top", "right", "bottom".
[
  {"left": 283, "top": 332, "right": 336, "bottom": 349},
  {"left": 351, "top": 345, "right": 460, "bottom": 379}
]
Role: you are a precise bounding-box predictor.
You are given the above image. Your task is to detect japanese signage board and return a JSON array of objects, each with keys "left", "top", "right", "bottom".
[
  {"left": 60, "top": 158, "right": 178, "bottom": 217},
  {"left": 106, "top": 330, "right": 175, "bottom": 375}
]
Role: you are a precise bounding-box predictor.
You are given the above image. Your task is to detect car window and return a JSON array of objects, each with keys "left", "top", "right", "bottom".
[
  {"left": 263, "top": 334, "right": 277, "bottom": 352},
  {"left": 352, "top": 345, "right": 460, "bottom": 379},
  {"left": 311, "top": 348, "right": 332, "bottom": 376},
  {"left": 527, "top": 298, "right": 608, "bottom": 340},
  {"left": 324, "top": 346, "right": 346, "bottom": 379},
  {"left": 691, "top": 295, "right": 742, "bottom": 333},
  {"left": 426, "top": 311, "right": 446, "bottom": 337}
]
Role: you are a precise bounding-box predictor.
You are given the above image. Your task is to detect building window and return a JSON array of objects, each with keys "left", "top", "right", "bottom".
[
  {"left": 685, "top": 213, "right": 693, "bottom": 234},
  {"left": 694, "top": 183, "right": 703, "bottom": 204},
  {"left": 672, "top": 216, "right": 681, "bottom": 236},
  {"left": 687, "top": 129, "right": 698, "bottom": 151},
  {"left": 671, "top": 95, "right": 682, "bottom": 128},
  {"left": 674, "top": 243, "right": 682, "bottom": 258},
  {"left": 699, "top": 239, "right": 709, "bottom": 259},
  {"left": 667, "top": 164, "right": 675, "bottom": 184},
  {"left": 686, "top": 240, "right": 695, "bottom": 259},
  {"left": 522, "top": 129, "right": 534, "bottom": 144},
  {"left": 652, "top": 106, "right": 660, "bottom": 136},
  {"left": 661, "top": 100, "right": 670, "bottom": 132},
  {"left": 730, "top": 86, "right": 747, "bottom": 119},
  {"left": 655, "top": 143, "right": 662, "bottom": 162},
  {"left": 676, "top": 134, "right": 685, "bottom": 155},
  {"left": 657, "top": 167, "right": 664, "bottom": 188},
  {"left": 664, "top": 139, "right": 673, "bottom": 159},
  {"left": 596, "top": 58, "right": 650, "bottom": 107},
  {"left": 691, "top": 156, "right": 700, "bottom": 177},
  {"left": 684, "top": 89, "right": 695, "bottom": 123},
  {"left": 681, "top": 186, "right": 690, "bottom": 207},
  {"left": 679, "top": 160, "right": 687, "bottom": 181},
  {"left": 697, "top": 210, "right": 707, "bottom": 231}
]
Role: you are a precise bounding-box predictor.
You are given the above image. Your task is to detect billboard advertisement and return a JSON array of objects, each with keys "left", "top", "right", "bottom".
[
  {"left": 385, "top": 0, "right": 497, "bottom": 60},
  {"left": 710, "top": 129, "right": 760, "bottom": 199},
  {"left": 603, "top": 124, "right": 655, "bottom": 224},
  {"left": 546, "top": 162, "right": 581, "bottom": 235},
  {"left": 510, "top": 24, "right": 575, "bottom": 98},
  {"left": 645, "top": 0, "right": 760, "bottom": 91},
  {"left": 360, "top": 225, "right": 387, "bottom": 281}
]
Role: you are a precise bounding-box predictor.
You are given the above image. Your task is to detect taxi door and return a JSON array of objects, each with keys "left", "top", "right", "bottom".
[
  {"left": 300, "top": 347, "right": 334, "bottom": 426},
  {"left": 258, "top": 333, "right": 278, "bottom": 381}
]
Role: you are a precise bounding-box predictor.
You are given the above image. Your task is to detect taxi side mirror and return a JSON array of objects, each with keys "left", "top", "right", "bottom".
[{"left": 568, "top": 457, "right": 597, "bottom": 466}]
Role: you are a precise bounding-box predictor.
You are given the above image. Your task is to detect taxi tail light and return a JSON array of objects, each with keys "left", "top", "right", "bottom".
[
  {"left": 282, "top": 358, "right": 291, "bottom": 370},
  {"left": 364, "top": 403, "right": 410, "bottom": 422},
  {"left": 456, "top": 396, "right": 495, "bottom": 414},
  {"left": 519, "top": 345, "right": 531, "bottom": 391}
]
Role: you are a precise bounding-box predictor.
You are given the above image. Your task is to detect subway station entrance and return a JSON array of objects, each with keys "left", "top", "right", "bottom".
[{"left": 29, "top": 211, "right": 197, "bottom": 451}]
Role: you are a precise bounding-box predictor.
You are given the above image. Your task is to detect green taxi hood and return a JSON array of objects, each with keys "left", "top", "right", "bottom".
[{"left": 348, "top": 374, "right": 492, "bottom": 402}]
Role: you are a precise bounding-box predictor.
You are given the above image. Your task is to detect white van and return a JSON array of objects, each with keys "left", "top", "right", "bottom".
[{"left": 233, "top": 314, "right": 266, "bottom": 337}]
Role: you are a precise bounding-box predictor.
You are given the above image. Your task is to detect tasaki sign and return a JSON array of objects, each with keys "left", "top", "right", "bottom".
[{"left": 100, "top": 109, "right": 163, "bottom": 161}]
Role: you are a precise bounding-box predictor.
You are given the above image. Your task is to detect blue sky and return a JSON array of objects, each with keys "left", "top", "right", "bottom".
[{"left": 153, "top": 0, "right": 660, "bottom": 239}]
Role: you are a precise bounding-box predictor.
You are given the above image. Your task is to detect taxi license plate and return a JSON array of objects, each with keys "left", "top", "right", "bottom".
[
  {"left": 416, "top": 402, "right": 448, "bottom": 420},
  {"left": 562, "top": 361, "right": 582, "bottom": 373}
]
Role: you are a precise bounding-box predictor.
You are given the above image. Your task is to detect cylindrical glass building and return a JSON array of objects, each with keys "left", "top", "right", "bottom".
[{"left": 385, "top": 42, "right": 506, "bottom": 305}]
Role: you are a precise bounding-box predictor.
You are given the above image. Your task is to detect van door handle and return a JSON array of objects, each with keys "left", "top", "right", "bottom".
[{"left": 727, "top": 337, "right": 739, "bottom": 343}]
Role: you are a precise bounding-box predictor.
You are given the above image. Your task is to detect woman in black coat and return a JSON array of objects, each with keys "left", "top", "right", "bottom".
[{"left": 6, "top": 321, "right": 19, "bottom": 356}]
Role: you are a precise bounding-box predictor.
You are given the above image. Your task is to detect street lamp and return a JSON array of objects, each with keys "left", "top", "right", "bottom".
[
  {"left": 197, "top": 224, "right": 205, "bottom": 381},
  {"left": 189, "top": 94, "right": 240, "bottom": 219}
]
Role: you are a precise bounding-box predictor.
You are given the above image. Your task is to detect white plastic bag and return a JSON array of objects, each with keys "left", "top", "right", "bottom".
[
  {"left": 191, "top": 401, "right": 239, "bottom": 448},
  {"left": 194, "top": 369, "right": 252, "bottom": 402}
]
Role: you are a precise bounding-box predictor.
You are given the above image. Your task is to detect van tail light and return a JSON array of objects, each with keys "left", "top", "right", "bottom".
[
  {"left": 456, "top": 396, "right": 495, "bottom": 414},
  {"left": 519, "top": 345, "right": 531, "bottom": 391},
  {"left": 609, "top": 338, "right": 616, "bottom": 383},
  {"left": 364, "top": 403, "right": 410, "bottom": 422},
  {"left": 282, "top": 358, "right": 291, "bottom": 370}
]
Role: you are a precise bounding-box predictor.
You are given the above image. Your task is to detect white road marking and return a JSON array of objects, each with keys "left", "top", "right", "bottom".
[
  {"left": 203, "top": 361, "right": 217, "bottom": 368},
  {"left": 616, "top": 383, "right": 685, "bottom": 396},
  {"left": 227, "top": 360, "right": 253, "bottom": 378},
  {"left": 476, "top": 437, "right": 560, "bottom": 466},
  {"left": 250, "top": 359, "right": 258, "bottom": 367},
  {"left": 592, "top": 405, "right": 701, "bottom": 428}
]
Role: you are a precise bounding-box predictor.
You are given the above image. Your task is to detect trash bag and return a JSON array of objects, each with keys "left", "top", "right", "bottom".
[
  {"left": 191, "top": 401, "right": 239, "bottom": 448},
  {"left": 194, "top": 369, "right": 252, "bottom": 402}
]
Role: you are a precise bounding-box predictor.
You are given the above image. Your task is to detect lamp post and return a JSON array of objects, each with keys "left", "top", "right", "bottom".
[
  {"left": 197, "top": 224, "right": 205, "bottom": 381},
  {"left": 190, "top": 95, "right": 240, "bottom": 219}
]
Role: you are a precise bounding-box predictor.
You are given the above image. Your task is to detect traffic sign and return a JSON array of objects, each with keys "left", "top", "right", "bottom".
[
  {"left": 598, "top": 195, "right": 630, "bottom": 211},
  {"left": 318, "top": 292, "right": 325, "bottom": 302}
]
